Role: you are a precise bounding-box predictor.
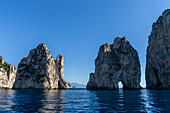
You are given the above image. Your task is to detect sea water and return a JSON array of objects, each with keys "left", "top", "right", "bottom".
[{"left": 0, "top": 89, "right": 169, "bottom": 113}]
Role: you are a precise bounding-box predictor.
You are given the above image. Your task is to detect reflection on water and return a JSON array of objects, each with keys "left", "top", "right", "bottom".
[
  {"left": 117, "top": 89, "right": 124, "bottom": 110},
  {"left": 39, "top": 90, "right": 65, "bottom": 112},
  {"left": 0, "top": 89, "right": 170, "bottom": 112},
  {"left": 139, "top": 89, "right": 160, "bottom": 112},
  {"left": 11, "top": 90, "right": 45, "bottom": 112},
  {"left": 0, "top": 90, "right": 65, "bottom": 112},
  {"left": 139, "top": 89, "right": 170, "bottom": 113}
]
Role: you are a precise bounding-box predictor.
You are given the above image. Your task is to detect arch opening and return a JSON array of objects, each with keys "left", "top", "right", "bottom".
[{"left": 118, "top": 81, "right": 123, "bottom": 89}]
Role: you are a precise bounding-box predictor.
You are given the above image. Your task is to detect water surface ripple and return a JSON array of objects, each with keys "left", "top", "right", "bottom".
[{"left": 0, "top": 89, "right": 169, "bottom": 112}]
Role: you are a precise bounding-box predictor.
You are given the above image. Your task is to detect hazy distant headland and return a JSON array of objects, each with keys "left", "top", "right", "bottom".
[{"left": 69, "top": 82, "right": 86, "bottom": 88}]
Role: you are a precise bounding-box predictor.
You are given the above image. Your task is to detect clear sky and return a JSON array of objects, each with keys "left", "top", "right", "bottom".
[{"left": 0, "top": 0, "right": 170, "bottom": 87}]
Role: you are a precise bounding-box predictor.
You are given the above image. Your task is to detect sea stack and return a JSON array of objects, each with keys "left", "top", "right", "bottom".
[
  {"left": 146, "top": 9, "right": 170, "bottom": 89},
  {"left": 13, "top": 43, "right": 72, "bottom": 89},
  {"left": 87, "top": 37, "right": 141, "bottom": 90},
  {"left": 0, "top": 56, "right": 17, "bottom": 88}
]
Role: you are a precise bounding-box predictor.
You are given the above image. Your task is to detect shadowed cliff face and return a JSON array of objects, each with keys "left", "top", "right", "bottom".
[
  {"left": 87, "top": 37, "right": 141, "bottom": 90},
  {"left": 146, "top": 9, "right": 170, "bottom": 89},
  {"left": 13, "top": 43, "right": 71, "bottom": 89}
]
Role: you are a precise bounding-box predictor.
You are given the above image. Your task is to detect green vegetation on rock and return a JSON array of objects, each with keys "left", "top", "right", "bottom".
[{"left": 0, "top": 62, "right": 10, "bottom": 71}]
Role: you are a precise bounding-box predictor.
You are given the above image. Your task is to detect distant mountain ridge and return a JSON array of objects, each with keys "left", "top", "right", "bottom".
[{"left": 69, "top": 82, "right": 86, "bottom": 88}]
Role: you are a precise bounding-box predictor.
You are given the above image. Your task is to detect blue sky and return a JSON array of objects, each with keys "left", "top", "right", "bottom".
[{"left": 0, "top": 0, "right": 170, "bottom": 87}]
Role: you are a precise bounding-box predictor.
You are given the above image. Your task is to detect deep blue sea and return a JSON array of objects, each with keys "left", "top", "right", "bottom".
[{"left": 0, "top": 89, "right": 170, "bottom": 113}]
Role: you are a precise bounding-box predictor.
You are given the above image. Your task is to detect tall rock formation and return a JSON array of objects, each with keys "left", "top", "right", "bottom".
[
  {"left": 55, "top": 54, "right": 70, "bottom": 89},
  {"left": 87, "top": 37, "right": 141, "bottom": 90},
  {"left": 13, "top": 43, "right": 71, "bottom": 89},
  {"left": 0, "top": 56, "right": 17, "bottom": 88},
  {"left": 146, "top": 9, "right": 170, "bottom": 89}
]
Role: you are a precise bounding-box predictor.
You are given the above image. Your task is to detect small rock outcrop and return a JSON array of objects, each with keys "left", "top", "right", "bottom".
[
  {"left": 0, "top": 56, "right": 17, "bottom": 88},
  {"left": 13, "top": 43, "right": 71, "bottom": 89},
  {"left": 87, "top": 37, "right": 141, "bottom": 90},
  {"left": 146, "top": 9, "right": 170, "bottom": 89}
]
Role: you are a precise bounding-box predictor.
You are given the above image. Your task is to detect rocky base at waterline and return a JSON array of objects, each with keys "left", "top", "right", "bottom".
[
  {"left": 87, "top": 37, "right": 142, "bottom": 90},
  {"left": 0, "top": 56, "right": 17, "bottom": 88},
  {"left": 146, "top": 9, "right": 170, "bottom": 89},
  {"left": 13, "top": 43, "right": 72, "bottom": 89}
]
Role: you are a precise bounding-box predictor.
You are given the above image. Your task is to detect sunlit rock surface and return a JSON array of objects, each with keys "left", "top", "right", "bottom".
[
  {"left": 87, "top": 37, "right": 142, "bottom": 90},
  {"left": 146, "top": 9, "right": 170, "bottom": 89},
  {"left": 13, "top": 44, "right": 71, "bottom": 89},
  {"left": 0, "top": 56, "right": 17, "bottom": 88}
]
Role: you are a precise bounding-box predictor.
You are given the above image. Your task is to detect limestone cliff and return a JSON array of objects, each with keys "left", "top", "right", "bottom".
[
  {"left": 146, "top": 9, "right": 170, "bottom": 89},
  {"left": 13, "top": 43, "right": 71, "bottom": 89},
  {"left": 55, "top": 54, "right": 71, "bottom": 89},
  {"left": 87, "top": 37, "right": 142, "bottom": 90},
  {"left": 0, "top": 56, "right": 17, "bottom": 88}
]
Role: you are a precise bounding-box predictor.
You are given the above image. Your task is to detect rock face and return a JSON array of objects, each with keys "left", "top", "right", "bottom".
[
  {"left": 146, "top": 9, "right": 170, "bottom": 89},
  {"left": 13, "top": 43, "right": 71, "bottom": 89},
  {"left": 0, "top": 56, "right": 17, "bottom": 88},
  {"left": 87, "top": 37, "right": 141, "bottom": 90},
  {"left": 55, "top": 54, "right": 71, "bottom": 89}
]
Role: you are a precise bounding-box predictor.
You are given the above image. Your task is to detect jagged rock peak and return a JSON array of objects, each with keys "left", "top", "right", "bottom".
[
  {"left": 56, "top": 54, "right": 64, "bottom": 79},
  {"left": 163, "top": 9, "right": 170, "bottom": 13},
  {"left": 0, "top": 56, "right": 4, "bottom": 64},
  {"left": 39, "top": 43, "right": 47, "bottom": 47},
  {"left": 0, "top": 56, "right": 17, "bottom": 88},
  {"left": 56, "top": 54, "right": 64, "bottom": 66},
  {"left": 146, "top": 9, "right": 170, "bottom": 89},
  {"left": 87, "top": 37, "right": 141, "bottom": 90},
  {"left": 37, "top": 43, "right": 48, "bottom": 50},
  {"left": 114, "top": 36, "right": 127, "bottom": 43},
  {"left": 13, "top": 44, "right": 71, "bottom": 89}
]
